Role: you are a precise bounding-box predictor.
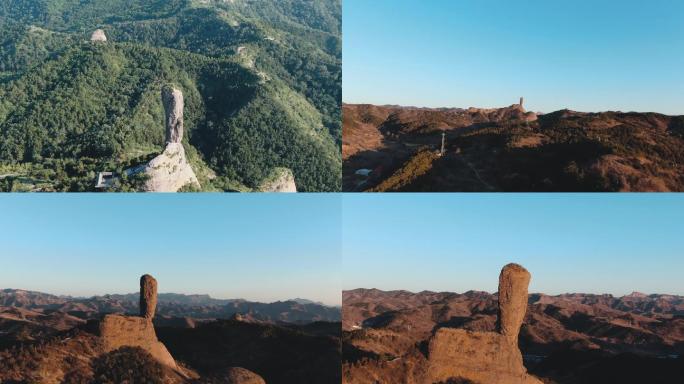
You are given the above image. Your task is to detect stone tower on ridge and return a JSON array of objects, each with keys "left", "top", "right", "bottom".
[{"left": 519, "top": 97, "right": 524, "bottom": 109}]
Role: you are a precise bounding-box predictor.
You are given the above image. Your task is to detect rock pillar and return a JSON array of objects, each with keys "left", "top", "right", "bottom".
[
  {"left": 140, "top": 274, "right": 158, "bottom": 319},
  {"left": 497, "top": 263, "right": 531, "bottom": 342}
]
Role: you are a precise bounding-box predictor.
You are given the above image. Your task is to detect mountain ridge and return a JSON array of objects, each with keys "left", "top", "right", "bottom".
[
  {"left": 343, "top": 102, "right": 684, "bottom": 192},
  {"left": 0, "top": 288, "right": 341, "bottom": 324}
]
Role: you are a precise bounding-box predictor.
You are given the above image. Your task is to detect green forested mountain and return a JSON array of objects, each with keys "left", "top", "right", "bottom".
[{"left": 0, "top": 0, "right": 341, "bottom": 191}]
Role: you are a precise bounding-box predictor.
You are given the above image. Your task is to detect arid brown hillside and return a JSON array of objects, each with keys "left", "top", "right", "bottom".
[
  {"left": 343, "top": 288, "right": 684, "bottom": 384},
  {"left": 0, "top": 286, "right": 341, "bottom": 383},
  {"left": 343, "top": 103, "right": 684, "bottom": 191}
]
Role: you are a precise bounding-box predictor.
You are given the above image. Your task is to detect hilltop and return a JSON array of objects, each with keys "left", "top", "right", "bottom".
[
  {"left": 0, "top": 0, "right": 341, "bottom": 192},
  {"left": 343, "top": 287, "right": 684, "bottom": 383},
  {"left": 0, "top": 277, "right": 341, "bottom": 383},
  {"left": 343, "top": 102, "right": 684, "bottom": 192}
]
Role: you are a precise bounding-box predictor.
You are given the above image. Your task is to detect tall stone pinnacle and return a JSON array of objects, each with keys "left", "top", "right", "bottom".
[
  {"left": 496, "top": 263, "right": 531, "bottom": 341},
  {"left": 162, "top": 87, "right": 184, "bottom": 144},
  {"left": 140, "top": 274, "right": 158, "bottom": 319}
]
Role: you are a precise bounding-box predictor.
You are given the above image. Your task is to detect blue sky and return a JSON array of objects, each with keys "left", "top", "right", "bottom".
[
  {"left": 343, "top": 194, "right": 684, "bottom": 296},
  {"left": 0, "top": 195, "right": 342, "bottom": 305},
  {"left": 343, "top": 0, "right": 684, "bottom": 114}
]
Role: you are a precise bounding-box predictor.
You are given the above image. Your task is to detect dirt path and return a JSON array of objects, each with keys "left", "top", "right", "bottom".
[{"left": 458, "top": 156, "right": 495, "bottom": 191}]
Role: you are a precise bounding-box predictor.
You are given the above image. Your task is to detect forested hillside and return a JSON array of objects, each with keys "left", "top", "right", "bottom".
[{"left": 0, "top": 0, "right": 341, "bottom": 191}]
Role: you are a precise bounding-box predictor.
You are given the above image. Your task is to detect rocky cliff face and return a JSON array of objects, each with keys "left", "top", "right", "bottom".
[
  {"left": 258, "top": 167, "right": 297, "bottom": 192},
  {"left": 142, "top": 143, "right": 200, "bottom": 192},
  {"left": 98, "top": 314, "right": 178, "bottom": 371},
  {"left": 141, "top": 87, "right": 200, "bottom": 192}
]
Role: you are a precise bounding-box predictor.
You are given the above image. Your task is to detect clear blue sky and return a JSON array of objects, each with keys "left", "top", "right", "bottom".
[
  {"left": 343, "top": 0, "right": 684, "bottom": 114},
  {"left": 0, "top": 195, "right": 341, "bottom": 305},
  {"left": 343, "top": 194, "right": 684, "bottom": 296}
]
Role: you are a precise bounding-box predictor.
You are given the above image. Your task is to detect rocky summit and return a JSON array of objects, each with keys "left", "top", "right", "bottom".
[
  {"left": 95, "top": 274, "right": 181, "bottom": 374},
  {"left": 0, "top": 278, "right": 341, "bottom": 383},
  {"left": 342, "top": 265, "right": 684, "bottom": 384},
  {"left": 139, "top": 87, "right": 201, "bottom": 192},
  {"left": 426, "top": 264, "right": 540, "bottom": 384}
]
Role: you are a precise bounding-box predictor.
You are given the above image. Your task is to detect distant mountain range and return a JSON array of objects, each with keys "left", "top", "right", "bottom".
[{"left": 0, "top": 288, "right": 340, "bottom": 323}]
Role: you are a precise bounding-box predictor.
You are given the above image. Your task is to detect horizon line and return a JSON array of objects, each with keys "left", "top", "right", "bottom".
[
  {"left": 1, "top": 287, "right": 341, "bottom": 307},
  {"left": 342, "top": 100, "right": 684, "bottom": 116},
  {"left": 343, "top": 287, "right": 684, "bottom": 298}
]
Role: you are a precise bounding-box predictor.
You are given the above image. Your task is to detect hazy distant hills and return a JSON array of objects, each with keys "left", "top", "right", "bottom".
[
  {"left": 0, "top": 288, "right": 341, "bottom": 323},
  {"left": 343, "top": 103, "right": 684, "bottom": 192},
  {"left": 343, "top": 288, "right": 684, "bottom": 383}
]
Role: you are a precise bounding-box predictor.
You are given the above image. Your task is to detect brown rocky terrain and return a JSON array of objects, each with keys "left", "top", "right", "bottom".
[
  {"left": 0, "top": 277, "right": 341, "bottom": 384},
  {"left": 343, "top": 280, "right": 684, "bottom": 384},
  {"left": 343, "top": 102, "right": 684, "bottom": 191},
  {"left": 344, "top": 264, "right": 541, "bottom": 384}
]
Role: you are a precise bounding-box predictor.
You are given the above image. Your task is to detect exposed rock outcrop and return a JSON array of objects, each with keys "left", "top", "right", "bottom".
[
  {"left": 141, "top": 87, "right": 200, "bottom": 192},
  {"left": 140, "top": 274, "right": 158, "bottom": 319},
  {"left": 95, "top": 274, "right": 180, "bottom": 372},
  {"left": 90, "top": 29, "right": 107, "bottom": 42},
  {"left": 98, "top": 314, "right": 178, "bottom": 370},
  {"left": 425, "top": 263, "right": 541, "bottom": 384},
  {"left": 163, "top": 87, "right": 184, "bottom": 144},
  {"left": 142, "top": 143, "right": 200, "bottom": 192},
  {"left": 258, "top": 167, "right": 297, "bottom": 192},
  {"left": 497, "top": 263, "right": 531, "bottom": 341}
]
